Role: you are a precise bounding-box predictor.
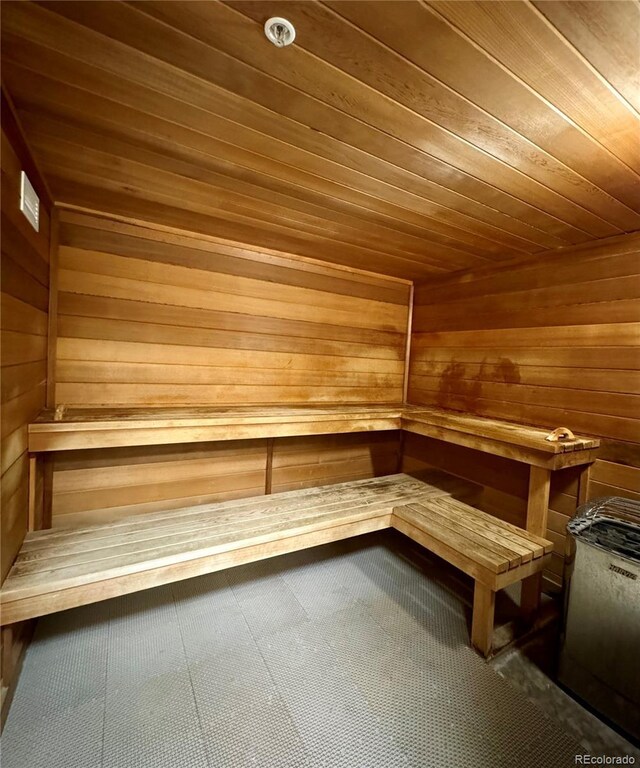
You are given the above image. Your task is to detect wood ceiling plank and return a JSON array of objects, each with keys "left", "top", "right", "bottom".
[
  {"left": 131, "top": 0, "right": 631, "bottom": 234},
  {"left": 2, "top": 8, "right": 597, "bottom": 251},
  {"left": 328, "top": 0, "right": 640, "bottom": 198},
  {"left": 532, "top": 0, "right": 640, "bottom": 113},
  {"left": 13, "top": 1, "right": 620, "bottom": 237},
  {"left": 31, "top": 132, "right": 478, "bottom": 271},
  {"left": 234, "top": 0, "right": 640, "bottom": 213},
  {"left": 415, "top": 1, "right": 640, "bottom": 175},
  {"left": 10, "top": 75, "right": 542, "bottom": 259},
  {"left": 20, "top": 108, "right": 512, "bottom": 265},
  {"left": 1, "top": 44, "right": 575, "bottom": 252},
  {"left": 3, "top": 0, "right": 636, "bottom": 279}
]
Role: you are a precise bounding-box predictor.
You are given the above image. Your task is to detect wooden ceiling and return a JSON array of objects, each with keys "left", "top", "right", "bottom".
[{"left": 2, "top": 0, "right": 639, "bottom": 280}]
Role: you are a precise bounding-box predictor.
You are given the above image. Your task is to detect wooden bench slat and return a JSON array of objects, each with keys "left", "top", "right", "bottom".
[
  {"left": 411, "top": 500, "right": 526, "bottom": 568},
  {"left": 394, "top": 504, "right": 510, "bottom": 574},
  {"left": 1, "top": 469, "right": 556, "bottom": 660},
  {"left": 439, "top": 497, "right": 554, "bottom": 554},
  {"left": 28, "top": 405, "right": 598, "bottom": 471},
  {"left": 21, "top": 475, "right": 424, "bottom": 549},
  {"left": 424, "top": 498, "right": 544, "bottom": 561},
  {"left": 21, "top": 474, "right": 471, "bottom": 554},
  {"left": 4, "top": 504, "right": 394, "bottom": 601}
]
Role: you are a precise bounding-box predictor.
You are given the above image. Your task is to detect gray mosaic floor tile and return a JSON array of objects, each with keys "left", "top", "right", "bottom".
[{"left": 1, "top": 695, "right": 104, "bottom": 768}]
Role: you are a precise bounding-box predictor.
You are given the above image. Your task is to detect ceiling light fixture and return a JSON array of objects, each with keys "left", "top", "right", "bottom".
[{"left": 264, "top": 17, "right": 295, "bottom": 48}]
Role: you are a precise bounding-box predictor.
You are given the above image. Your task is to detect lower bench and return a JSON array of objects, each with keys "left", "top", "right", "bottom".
[
  {"left": 0, "top": 472, "right": 552, "bottom": 656},
  {"left": 392, "top": 498, "right": 553, "bottom": 656}
]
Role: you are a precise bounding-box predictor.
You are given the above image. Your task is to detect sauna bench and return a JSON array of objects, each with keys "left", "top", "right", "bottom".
[
  {"left": 28, "top": 404, "right": 406, "bottom": 452},
  {"left": 401, "top": 406, "right": 599, "bottom": 470},
  {"left": 25, "top": 404, "right": 597, "bottom": 618},
  {"left": 0, "top": 472, "right": 552, "bottom": 656},
  {"left": 29, "top": 404, "right": 599, "bottom": 470}
]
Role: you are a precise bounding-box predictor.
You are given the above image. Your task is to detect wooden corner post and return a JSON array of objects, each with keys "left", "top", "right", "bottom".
[{"left": 520, "top": 465, "right": 551, "bottom": 618}]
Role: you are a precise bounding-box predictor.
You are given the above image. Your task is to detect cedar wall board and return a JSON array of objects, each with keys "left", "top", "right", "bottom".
[
  {"left": 0, "top": 91, "right": 52, "bottom": 722},
  {"left": 53, "top": 210, "right": 410, "bottom": 408},
  {"left": 406, "top": 232, "right": 640, "bottom": 587}
]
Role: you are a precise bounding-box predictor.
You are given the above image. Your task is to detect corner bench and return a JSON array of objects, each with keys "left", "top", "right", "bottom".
[{"left": 0, "top": 472, "right": 552, "bottom": 656}]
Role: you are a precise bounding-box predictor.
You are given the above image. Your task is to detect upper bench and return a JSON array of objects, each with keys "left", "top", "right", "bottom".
[
  {"left": 28, "top": 404, "right": 599, "bottom": 469},
  {"left": 28, "top": 404, "right": 405, "bottom": 452}
]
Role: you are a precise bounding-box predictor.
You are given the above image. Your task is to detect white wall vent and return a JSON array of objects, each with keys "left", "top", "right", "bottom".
[{"left": 20, "top": 171, "right": 40, "bottom": 232}]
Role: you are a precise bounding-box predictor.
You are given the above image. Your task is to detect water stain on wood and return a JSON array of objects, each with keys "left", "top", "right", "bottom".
[
  {"left": 494, "top": 357, "right": 521, "bottom": 385},
  {"left": 436, "top": 357, "right": 521, "bottom": 411}
]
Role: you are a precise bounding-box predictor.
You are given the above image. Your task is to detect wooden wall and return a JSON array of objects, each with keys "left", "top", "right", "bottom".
[
  {"left": 1, "top": 90, "right": 52, "bottom": 721},
  {"left": 52, "top": 210, "right": 410, "bottom": 408},
  {"left": 406, "top": 232, "right": 640, "bottom": 586}
]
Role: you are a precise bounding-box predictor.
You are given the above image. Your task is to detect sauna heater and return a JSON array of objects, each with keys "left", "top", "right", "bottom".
[{"left": 560, "top": 497, "right": 640, "bottom": 742}]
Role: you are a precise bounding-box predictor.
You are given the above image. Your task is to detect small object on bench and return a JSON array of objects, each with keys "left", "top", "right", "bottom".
[
  {"left": 392, "top": 497, "right": 553, "bottom": 657},
  {"left": 545, "top": 427, "right": 576, "bottom": 442},
  {"left": 53, "top": 404, "right": 66, "bottom": 422}
]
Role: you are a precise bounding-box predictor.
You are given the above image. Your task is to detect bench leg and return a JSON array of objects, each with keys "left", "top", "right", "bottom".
[
  {"left": 471, "top": 582, "right": 495, "bottom": 658},
  {"left": 521, "top": 466, "right": 551, "bottom": 620},
  {"left": 520, "top": 573, "right": 542, "bottom": 619}
]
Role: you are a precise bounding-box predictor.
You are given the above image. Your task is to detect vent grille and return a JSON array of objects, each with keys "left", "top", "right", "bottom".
[{"left": 20, "top": 171, "right": 40, "bottom": 232}]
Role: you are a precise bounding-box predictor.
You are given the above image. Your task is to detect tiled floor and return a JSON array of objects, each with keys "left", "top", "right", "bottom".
[{"left": 1, "top": 530, "right": 637, "bottom": 767}]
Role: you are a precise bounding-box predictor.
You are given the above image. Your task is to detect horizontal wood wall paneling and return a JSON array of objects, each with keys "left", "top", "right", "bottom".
[
  {"left": 1, "top": 91, "right": 51, "bottom": 720},
  {"left": 414, "top": 234, "right": 640, "bottom": 307},
  {"left": 56, "top": 296, "right": 405, "bottom": 353},
  {"left": 1, "top": 100, "right": 51, "bottom": 582},
  {"left": 53, "top": 211, "right": 408, "bottom": 408},
  {"left": 271, "top": 431, "right": 400, "bottom": 493},
  {"left": 56, "top": 211, "right": 411, "bottom": 296},
  {"left": 57, "top": 225, "right": 410, "bottom": 305},
  {"left": 51, "top": 440, "right": 268, "bottom": 525},
  {"left": 49, "top": 179, "right": 439, "bottom": 281},
  {"left": 588, "top": 459, "right": 640, "bottom": 503},
  {"left": 49, "top": 431, "right": 402, "bottom": 527},
  {"left": 410, "top": 362, "right": 638, "bottom": 397},
  {"left": 3, "top": 1, "right": 639, "bottom": 278}
]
